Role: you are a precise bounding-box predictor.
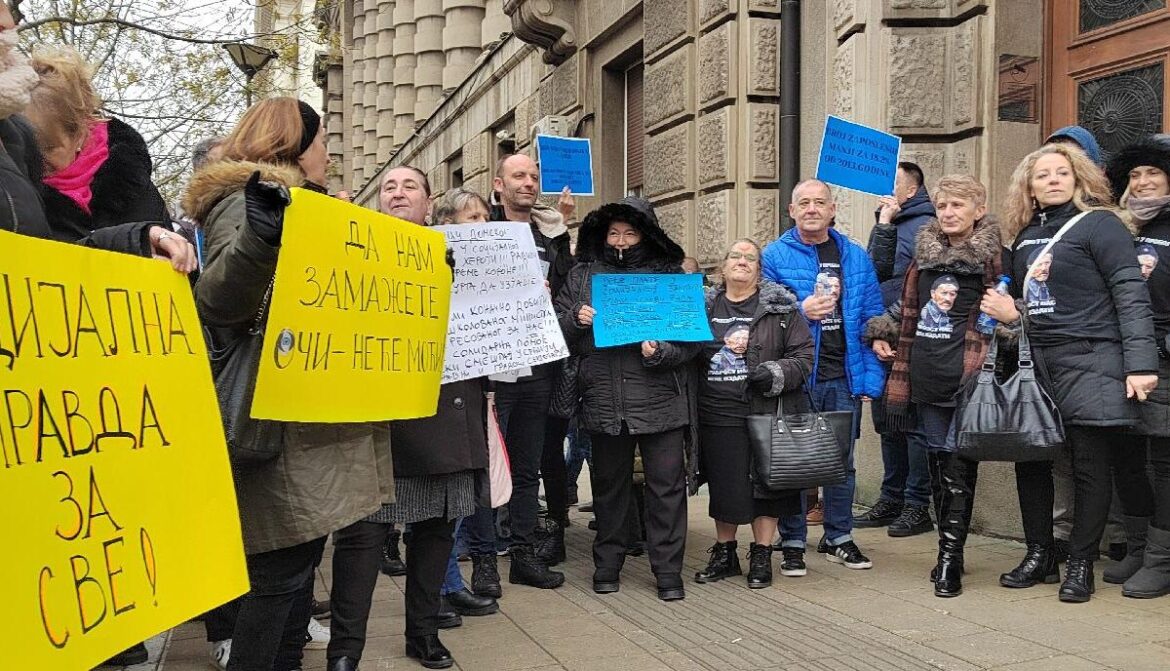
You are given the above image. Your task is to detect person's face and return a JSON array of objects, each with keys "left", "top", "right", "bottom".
[
  {"left": 380, "top": 167, "right": 431, "bottom": 225},
  {"left": 827, "top": 276, "right": 841, "bottom": 300},
  {"left": 606, "top": 221, "right": 641, "bottom": 250},
  {"left": 722, "top": 242, "right": 759, "bottom": 286},
  {"left": 1129, "top": 165, "right": 1170, "bottom": 199},
  {"left": 455, "top": 200, "right": 489, "bottom": 224},
  {"left": 931, "top": 283, "right": 958, "bottom": 312},
  {"left": 23, "top": 105, "right": 81, "bottom": 175},
  {"left": 893, "top": 168, "right": 916, "bottom": 204},
  {"left": 935, "top": 194, "right": 986, "bottom": 240},
  {"left": 1031, "top": 153, "right": 1076, "bottom": 208},
  {"left": 296, "top": 125, "right": 329, "bottom": 186},
  {"left": 493, "top": 155, "right": 539, "bottom": 211},
  {"left": 726, "top": 330, "right": 749, "bottom": 355},
  {"left": 788, "top": 182, "right": 836, "bottom": 237},
  {"left": 1033, "top": 254, "right": 1052, "bottom": 281},
  {"left": 1139, "top": 254, "right": 1157, "bottom": 279}
]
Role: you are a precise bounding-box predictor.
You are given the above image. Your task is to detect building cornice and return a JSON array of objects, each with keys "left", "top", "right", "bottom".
[{"left": 503, "top": 0, "right": 577, "bottom": 65}]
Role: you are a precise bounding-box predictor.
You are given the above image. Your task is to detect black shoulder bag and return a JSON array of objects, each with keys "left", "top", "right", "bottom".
[{"left": 746, "top": 374, "right": 851, "bottom": 491}]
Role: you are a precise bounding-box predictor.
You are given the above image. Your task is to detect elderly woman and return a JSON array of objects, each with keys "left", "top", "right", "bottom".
[
  {"left": 866, "top": 175, "right": 1007, "bottom": 597},
  {"left": 1104, "top": 134, "right": 1170, "bottom": 599},
  {"left": 693, "top": 239, "right": 813, "bottom": 589},
  {"left": 981, "top": 144, "right": 1158, "bottom": 603}
]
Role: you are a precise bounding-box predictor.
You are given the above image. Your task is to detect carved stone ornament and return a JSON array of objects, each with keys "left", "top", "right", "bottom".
[{"left": 503, "top": 0, "right": 578, "bottom": 65}]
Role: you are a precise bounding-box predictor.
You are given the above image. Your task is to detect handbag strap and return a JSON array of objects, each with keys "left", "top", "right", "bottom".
[
  {"left": 773, "top": 366, "right": 824, "bottom": 420},
  {"left": 1015, "top": 210, "right": 1088, "bottom": 365}
]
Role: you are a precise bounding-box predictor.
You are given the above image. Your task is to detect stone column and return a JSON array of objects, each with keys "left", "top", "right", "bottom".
[
  {"left": 442, "top": 0, "right": 486, "bottom": 90},
  {"left": 376, "top": 0, "right": 397, "bottom": 163},
  {"left": 326, "top": 62, "right": 346, "bottom": 193},
  {"left": 481, "top": 0, "right": 510, "bottom": 49},
  {"left": 391, "top": 0, "right": 417, "bottom": 145},
  {"left": 413, "top": 0, "right": 445, "bottom": 120},
  {"left": 350, "top": 1, "right": 366, "bottom": 178},
  {"left": 363, "top": 1, "right": 380, "bottom": 180}
]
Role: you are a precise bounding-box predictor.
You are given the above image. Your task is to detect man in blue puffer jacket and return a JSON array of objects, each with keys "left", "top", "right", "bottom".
[{"left": 761, "top": 179, "right": 886, "bottom": 574}]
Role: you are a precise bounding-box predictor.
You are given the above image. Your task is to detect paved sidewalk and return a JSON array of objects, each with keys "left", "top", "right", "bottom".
[{"left": 149, "top": 498, "right": 1170, "bottom": 671}]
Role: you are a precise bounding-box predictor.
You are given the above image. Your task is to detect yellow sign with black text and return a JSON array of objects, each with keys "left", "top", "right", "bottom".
[
  {"left": 251, "top": 189, "right": 451, "bottom": 422},
  {"left": 0, "top": 231, "right": 248, "bottom": 669}
]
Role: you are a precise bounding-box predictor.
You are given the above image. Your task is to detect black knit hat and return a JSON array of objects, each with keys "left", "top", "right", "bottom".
[
  {"left": 1105, "top": 134, "right": 1170, "bottom": 200},
  {"left": 296, "top": 100, "right": 321, "bottom": 156}
]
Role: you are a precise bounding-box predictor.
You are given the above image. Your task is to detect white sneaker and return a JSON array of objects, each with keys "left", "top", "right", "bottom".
[
  {"left": 304, "top": 617, "right": 330, "bottom": 650},
  {"left": 209, "top": 639, "right": 231, "bottom": 670}
]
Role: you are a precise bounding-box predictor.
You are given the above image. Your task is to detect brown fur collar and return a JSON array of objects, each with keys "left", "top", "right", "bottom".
[
  {"left": 915, "top": 215, "right": 1002, "bottom": 274},
  {"left": 181, "top": 160, "right": 303, "bottom": 224}
]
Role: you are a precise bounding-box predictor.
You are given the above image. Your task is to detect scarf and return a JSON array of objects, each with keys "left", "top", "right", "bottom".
[
  {"left": 884, "top": 250, "right": 1003, "bottom": 431},
  {"left": 1125, "top": 194, "right": 1170, "bottom": 222},
  {"left": 42, "top": 119, "right": 110, "bottom": 215}
]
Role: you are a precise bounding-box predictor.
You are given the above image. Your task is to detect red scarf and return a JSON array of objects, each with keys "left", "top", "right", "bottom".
[{"left": 43, "top": 119, "right": 109, "bottom": 215}]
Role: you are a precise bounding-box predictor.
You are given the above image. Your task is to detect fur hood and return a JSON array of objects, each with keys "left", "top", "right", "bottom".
[
  {"left": 576, "top": 196, "right": 684, "bottom": 265},
  {"left": 1106, "top": 134, "right": 1170, "bottom": 203},
  {"left": 704, "top": 279, "right": 797, "bottom": 317},
  {"left": 181, "top": 159, "right": 303, "bottom": 224},
  {"left": 914, "top": 214, "right": 1002, "bottom": 274}
]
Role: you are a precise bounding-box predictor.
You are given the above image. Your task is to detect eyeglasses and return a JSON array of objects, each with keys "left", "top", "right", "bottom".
[{"left": 727, "top": 251, "right": 758, "bottom": 262}]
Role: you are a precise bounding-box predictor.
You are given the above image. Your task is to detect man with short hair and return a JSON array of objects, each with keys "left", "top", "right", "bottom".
[{"left": 761, "top": 179, "right": 886, "bottom": 575}]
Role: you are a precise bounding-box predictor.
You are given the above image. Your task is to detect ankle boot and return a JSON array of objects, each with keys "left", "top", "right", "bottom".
[
  {"left": 1104, "top": 515, "right": 1149, "bottom": 584},
  {"left": 470, "top": 553, "right": 502, "bottom": 598},
  {"left": 508, "top": 544, "right": 565, "bottom": 589},
  {"left": 1000, "top": 543, "right": 1059, "bottom": 588},
  {"left": 534, "top": 518, "right": 566, "bottom": 566},
  {"left": 746, "top": 543, "right": 773, "bottom": 589},
  {"left": 381, "top": 529, "right": 406, "bottom": 577},
  {"left": 1123, "top": 525, "right": 1170, "bottom": 599},
  {"left": 405, "top": 634, "right": 454, "bottom": 669},
  {"left": 694, "top": 541, "right": 741, "bottom": 583},
  {"left": 1059, "top": 557, "right": 1095, "bottom": 602},
  {"left": 656, "top": 572, "right": 685, "bottom": 601}
]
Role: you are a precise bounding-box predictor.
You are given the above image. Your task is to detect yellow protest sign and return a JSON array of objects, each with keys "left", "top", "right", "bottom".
[
  {"left": 252, "top": 188, "right": 451, "bottom": 422},
  {"left": 0, "top": 230, "right": 248, "bottom": 670}
]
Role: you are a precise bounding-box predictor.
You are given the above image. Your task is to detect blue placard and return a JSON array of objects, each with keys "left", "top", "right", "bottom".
[
  {"left": 815, "top": 115, "right": 902, "bottom": 196},
  {"left": 591, "top": 273, "right": 713, "bottom": 347},
  {"left": 535, "top": 134, "right": 595, "bottom": 196}
]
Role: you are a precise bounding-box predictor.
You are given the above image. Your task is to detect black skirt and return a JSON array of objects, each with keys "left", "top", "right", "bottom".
[{"left": 700, "top": 423, "right": 800, "bottom": 524}]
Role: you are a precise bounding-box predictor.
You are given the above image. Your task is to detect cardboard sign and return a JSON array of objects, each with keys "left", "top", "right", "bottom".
[
  {"left": 0, "top": 231, "right": 248, "bottom": 669},
  {"left": 591, "top": 273, "right": 713, "bottom": 347},
  {"left": 435, "top": 222, "right": 569, "bottom": 382},
  {"left": 815, "top": 115, "right": 902, "bottom": 196},
  {"left": 252, "top": 189, "right": 451, "bottom": 422},
  {"left": 535, "top": 134, "right": 595, "bottom": 196}
]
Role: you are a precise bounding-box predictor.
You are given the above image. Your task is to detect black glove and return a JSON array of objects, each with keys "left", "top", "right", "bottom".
[
  {"left": 244, "top": 171, "right": 291, "bottom": 246},
  {"left": 747, "top": 365, "right": 774, "bottom": 392},
  {"left": 446, "top": 248, "right": 456, "bottom": 280}
]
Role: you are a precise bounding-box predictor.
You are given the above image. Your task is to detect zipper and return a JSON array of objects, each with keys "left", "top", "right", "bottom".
[{"left": 2, "top": 186, "right": 17, "bottom": 233}]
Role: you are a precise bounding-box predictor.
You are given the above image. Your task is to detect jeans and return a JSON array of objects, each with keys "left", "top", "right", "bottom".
[
  {"left": 779, "top": 377, "right": 861, "bottom": 548},
  {"left": 458, "top": 504, "right": 497, "bottom": 556},
  {"left": 875, "top": 398, "right": 931, "bottom": 508},
  {"left": 328, "top": 521, "right": 392, "bottom": 662},
  {"left": 441, "top": 518, "right": 466, "bottom": 596},
  {"left": 495, "top": 377, "right": 553, "bottom": 546},
  {"left": 228, "top": 537, "right": 326, "bottom": 671},
  {"left": 565, "top": 416, "right": 593, "bottom": 490}
]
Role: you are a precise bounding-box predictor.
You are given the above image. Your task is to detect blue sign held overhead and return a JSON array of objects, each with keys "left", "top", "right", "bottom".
[
  {"left": 535, "top": 134, "right": 595, "bottom": 196},
  {"left": 591, "top": 273, "right": 713, "bottom": 348},
  {"left": 815, "top": 115, "right": 902, "bottom": 197}
]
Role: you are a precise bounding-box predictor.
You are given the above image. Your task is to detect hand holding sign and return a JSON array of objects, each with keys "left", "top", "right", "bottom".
[{"left": 815, "top": 116, "right": 902, "bottom": 196}]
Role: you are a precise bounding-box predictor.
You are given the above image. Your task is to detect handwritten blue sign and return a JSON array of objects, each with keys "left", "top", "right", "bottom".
[
  {"left": 815, "top": 115, "right": 902, "bottom": 196},
  {"left": 536, "top": 134, "right": 595, "bottom": 196},
  {"left": 591, "top": 273, "right": 713, "bottom": 347}
]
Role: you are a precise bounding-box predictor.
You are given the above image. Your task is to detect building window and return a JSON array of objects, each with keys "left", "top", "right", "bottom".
[
  {"left": 1077, "top": 61, "right": 1164, "bottom": 160},
  {"left": 625, "top": 62, "right": 644, "bottom": 197},
  {"left": 1079, "top": 0, "right": 1165, "bottom": 33},
  {"left": 449, "top": 154, "right": 464, "bottom": 189}
]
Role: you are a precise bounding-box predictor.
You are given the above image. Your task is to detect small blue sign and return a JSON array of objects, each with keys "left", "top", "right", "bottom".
[
  {"left": 535, "top": 134, "right": 595, "bottom": 196},
  {"left": 591, "top": 273, "right": 713, "bottom": 347},
  {"left": 815, "top": 116, "right": 902, "bottom": 196}
]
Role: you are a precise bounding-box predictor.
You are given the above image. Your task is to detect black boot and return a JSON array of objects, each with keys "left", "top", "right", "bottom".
[
  {"left": 656, "top": 572, "right": 685, "bottom": 601},
  {"left": 746, "top": 543, "right": 773, "bottom": 589},
  {"left": 328, "top": 656, "right": 360, "bottom": 671},
  {"left": 405, "top": 634, "right": 454, "bottom": 669},
  {"left": 1103, "top": 515, "right": 1149, "bottom": 584},
  {"left": 508, "top": 544, "right": 565, "bottom": 589},
  {"left": 852, "top": 498, "right": 902, "bottom": 528},
  {"left": 445, "top": 587, "right": 499, "bottom": 616},
  {"left": 1059, "top": 557, "right": 1096, "bottom": 603},
  {"left": 381, "top": 528, "right": 406, "bottom": 577},
  {"left": 933, "top": 453, "right": 975, "bottom": 596},
  {"left": 934, "top": 550, "right": 964, "bottom": 597},
  {"left": 534, "top": 518, "right": 566, "bottom": 566},
  {"left": 1123, "top": 525, "right": 1170, "bottom": 598},
  {"left": 436, "top": 597, "right": 462, "bottom": 629},
  {"left": 694, "top": 541, "right": 741, "bottom": 583},
  {"left": 593, "top": 566, "right": 621, "bottom": 593},
  {"left": 470, "top": 552, "right": 502, "bottom": 598},
  {"left": 1000, "top": 543, "right": 1060, "bottom": 588}
]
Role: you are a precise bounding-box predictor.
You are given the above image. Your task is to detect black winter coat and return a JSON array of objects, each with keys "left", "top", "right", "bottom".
[
  {"left": 391, "top": 379, "right": 490, "bottom": 478},
  {"left": 867, "top": 187, "right": 935, "bottom": 306},
  {"left": 554, "top": 197, "right": 700, "bottom": 436}
]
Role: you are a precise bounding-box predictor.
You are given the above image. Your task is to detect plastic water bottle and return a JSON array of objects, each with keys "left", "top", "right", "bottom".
[
  {"left": 976, "top": 275, "right": 1011, "bottom": 335},
  {"left": 814, "top": 272, "right": 834, "bottom": 297}
]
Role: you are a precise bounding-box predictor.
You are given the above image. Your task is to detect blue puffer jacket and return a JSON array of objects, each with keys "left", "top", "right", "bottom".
[{"left": 761, "top": 227, "right": 886, "bottom": 398}]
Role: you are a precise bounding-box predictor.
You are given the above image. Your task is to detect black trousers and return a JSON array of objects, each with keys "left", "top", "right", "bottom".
[
  {"left": 1148, "top": 437, "right": 1170, "bottom": 530},
  {"left": 328, "top": 521, "right": 392, "bottom": 662},
  {"left": 404, "top": 516, "right": 458, "bottom": 637},
  {"left": 589, "top": 427, "right": 686, "bottom": 575},
  {"left": 496, "top": 378, "right": 553, "bottom": 545},
  {"left": 1014, "top": 460, "right": 1055, "bottom": 547},
  {"left": 202, "top": 598, "right": 240, "bottom": 642},
  {"left": 1067, "top": 426, "right": 1153, "bottom": 559},
  {"left": 543, "top": 415, "right": 570, "bottom": 524},
  {"left": 227, "top": 536, "right": 326, "bottom": 671}
]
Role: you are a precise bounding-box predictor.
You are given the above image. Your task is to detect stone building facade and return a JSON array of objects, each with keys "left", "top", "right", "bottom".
[{"left": 304, "top": 0, "right": 1170, "bottom": 538}]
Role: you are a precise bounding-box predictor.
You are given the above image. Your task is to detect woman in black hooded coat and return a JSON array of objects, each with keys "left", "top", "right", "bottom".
[{"left": 555, "top": 196, "right": 700, "bottom": 601}]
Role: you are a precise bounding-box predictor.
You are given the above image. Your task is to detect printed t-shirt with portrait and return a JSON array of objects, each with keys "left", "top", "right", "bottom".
[
  {"left": 1136, "top": 217, "right": 1170, "bottom": 343},
  {"left": 909, "top": 271, "right": 982, "bottom": 405},
  {"left": 699, "top": 292, "right": 759, "bottom": 426},
  {"left": 814, "top": 240, "right": 846, "bottom": 381},
  {"left": 1022, "top": 245, "right": 1056, "bottom": 316}
]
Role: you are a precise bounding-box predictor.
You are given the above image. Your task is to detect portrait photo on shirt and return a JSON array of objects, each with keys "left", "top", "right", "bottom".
[
  {"left": 1026, "top": 246, "right": 1054, "bottom": 304},
  {"left": 919, "top": 274, "right": 958, "bottom": 331},
  {"left": 1137, "top": 242, "right": 1160, "bottom": 281},
  {"left": 709, "top": 323, "right": 750, "bottom": 376}
]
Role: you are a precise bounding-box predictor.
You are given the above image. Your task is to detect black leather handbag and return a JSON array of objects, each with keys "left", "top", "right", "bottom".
[
  {"left": 952, "top": 329, "right": 1064, "bottom": 462},
  {"left": 746, "top": 382, "right": 849, "bottom": 492},
  {"left": 206, "top": 283, "right": 285, "bottom": 466}
]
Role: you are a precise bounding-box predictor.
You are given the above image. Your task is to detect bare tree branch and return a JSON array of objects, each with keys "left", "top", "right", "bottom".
[{"left": 19, "top": 15, "right": 258, "bottom": 44}]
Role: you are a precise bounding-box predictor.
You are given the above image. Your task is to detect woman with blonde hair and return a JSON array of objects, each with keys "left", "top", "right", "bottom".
[{"left": 981, "top": 143, "right": 1157, "bottom": 602}]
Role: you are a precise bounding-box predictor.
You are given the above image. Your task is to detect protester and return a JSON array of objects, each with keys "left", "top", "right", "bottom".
[
  {"left": 185, "top": 97, "right": 394, "bottom": 670},
  {"left": 866, "top": 175, "right": 1005, "bottom": 597},
  {"left": 858, "top": 162, "right": 935, "bottom": 537},
  {"left": 682, "top": 256, "right": 701, "bottom": 273},
  {"left": 555, "top": 196, "right": 699, "bottom": 600},
  {"left": 1046, "top": 125, "right": 1104, "bottom": 167},
  {"left": 694, "top": 239, "right": 813, "bottom": 588},
  {"left": 1106, "top": 134, "right": 1170, "bottom": 598},
  {"left": 980, "top": 143, "right": 1157, "bottom": 603},
  {"left": 760, "top": 179, "right": 886, "bottom": 572}
]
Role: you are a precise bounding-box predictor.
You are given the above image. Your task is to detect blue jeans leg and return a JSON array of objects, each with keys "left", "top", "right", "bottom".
[
  {"left": 459, "top": 505, "right": 496, "bottom": 556},
  {"left": 565, "top": 417, "right": 593, "bottom": 488},
  {"left": 878, "top": 430, "right": 909, "bottom": 505},
  {"left": 441, "top": 519, "right": 466, "bottom": 596},
  {"left": 818, "top": 378, "right": 862, "bottom": 546}
]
